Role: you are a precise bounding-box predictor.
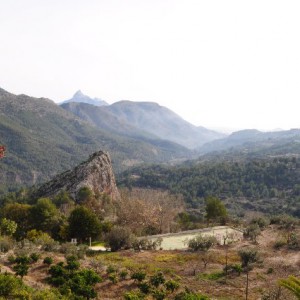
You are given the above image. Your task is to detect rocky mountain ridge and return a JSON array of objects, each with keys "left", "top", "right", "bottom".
[{"left": 34, "top": 151, "right": 119, "bottom": 201}]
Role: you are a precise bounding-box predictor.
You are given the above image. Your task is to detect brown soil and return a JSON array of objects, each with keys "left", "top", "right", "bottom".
[{"left": 0, "top": 226, "right": 299, "bottom": 300}]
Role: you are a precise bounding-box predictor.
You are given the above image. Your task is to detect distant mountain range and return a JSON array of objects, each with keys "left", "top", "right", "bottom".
[
  {"left": 1, "top": 87, "right": 300, "bottom": 196},
  {"left": 198, "top": 128, "right": 300, "bottom": 158},
  {"left": 61, "top": 92, "right": 225, "bottom": 149}
]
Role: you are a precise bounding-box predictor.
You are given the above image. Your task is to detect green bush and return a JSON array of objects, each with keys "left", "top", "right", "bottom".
[
  {"left": 165, "top": 280, "right": 180, "bottom": 292},
  {"left": 152, "top": 289, "right": 167, "bottom": 300},
  {"left": 108, "top": 273, "right": 118, "bottom": 284},
  {"left": 15, "top": 255, "right": 31, "bottom": 265},
  {"left": 175, "top": 290, "right": 210, "bottom": 300},
  {"left": 119, "top": 270, "right": 128, "bottom": 280},
  {"left": 65, "top": 255, "right": 80, "bottom": 271},
  {"left": 30, "top": 252, "right": 40, "bottom": 263},
  {"left": 31, "top": 288, "right": 65, "bottom": 299},
  {"left": 0, "top": 273, "right": 29, "bottom": 298},
  {"left": 138, "top": 281, "right": 151, "bottom": 294},
  {"left": 131, "top": 271, "right": 146, "bottom": 282},
  {"left": 132, "top": 237, "right": 163, "bottom": 251},
  {"left": 13, "top": 263, "right": 29, "bottom": 278},
  {"left": 47, "top": 257, "right": 101, "bottom": 298},
  {"left": 150, "top": 272, "right": 165, "bottom": 287},
  {"left": 198, "top": 271, "right": 224, "bottom": 280},
  {"left": 124, "top": 290, "right": 145, "bottom": 300},
  {"left": 43, "top": 256, "right": 53, "bottom": 265},
  {"left": 188, "top": 235, "right": 216, "bottom": 252}
]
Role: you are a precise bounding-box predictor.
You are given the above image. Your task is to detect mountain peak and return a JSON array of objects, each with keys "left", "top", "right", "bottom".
[
  {"left": 60, "top": 91, "right": 108, "bottom": 107},
  {"left": 74, "top": 90, "right": 84, "bottom": 97}
]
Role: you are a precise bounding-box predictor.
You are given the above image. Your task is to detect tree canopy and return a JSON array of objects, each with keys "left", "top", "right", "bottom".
[
  {"left": 205, "top": 196, "right": 227, "bottom": 223},
  {"left": 67, "top": 206, "right": 102, "bottom": 242}
]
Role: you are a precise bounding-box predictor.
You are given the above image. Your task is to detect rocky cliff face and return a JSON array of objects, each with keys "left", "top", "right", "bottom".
[{"left": 34, "top": 151, "right": 119, "bottom": 201}]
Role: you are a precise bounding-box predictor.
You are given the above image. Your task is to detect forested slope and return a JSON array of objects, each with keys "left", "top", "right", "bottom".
[
  {"left": 119, "top": 156, "right": 300, "bottom": 215},
  {"left": 0, "top": 88, "right": 190, "bottom": 194}
]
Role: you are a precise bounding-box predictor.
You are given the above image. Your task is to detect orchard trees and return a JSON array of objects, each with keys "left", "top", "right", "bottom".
[{"left": 239, "top": 248, "right": 259, "bottom": 300}]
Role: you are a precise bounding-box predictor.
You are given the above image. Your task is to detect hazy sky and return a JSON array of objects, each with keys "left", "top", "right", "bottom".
[{"left": 1, "top": 1, "right": 300, "bottom": 131}]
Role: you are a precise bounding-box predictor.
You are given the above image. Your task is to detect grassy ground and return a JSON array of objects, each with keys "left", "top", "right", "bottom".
[
  {"left": 81, "top": 226, "right": 300, "bottom": 299},
  {"left": 0, "top": 226, "right": 299, "bottom": 299}
]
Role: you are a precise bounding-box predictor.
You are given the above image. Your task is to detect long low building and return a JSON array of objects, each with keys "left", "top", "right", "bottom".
[{"left": 144, "top": 226, "right": 243, "bottom": 250}]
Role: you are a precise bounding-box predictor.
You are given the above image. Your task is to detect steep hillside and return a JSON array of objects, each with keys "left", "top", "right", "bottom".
[
  {"left": 62, "top": 99, "right": 224, "bottom": 149},
  {"left": 0, "top": 88, "right": 190, "bottom": 194},
  {"left": 105, "top": 101, "right": 225, "bottom": 149},
  {"left": 61, "top": 102, "right": 155, "bottom": 139}
]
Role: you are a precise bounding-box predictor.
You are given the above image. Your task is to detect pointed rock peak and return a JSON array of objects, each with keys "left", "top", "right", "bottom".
[
  {"left": 34, "top": 150, "right": 120, "bottom": 201},
  {"left": 74, "top": 90, "right": 85, "bottom": 97},
  {"left": 61, "top": 91, "right": 108, "bottom": 106}
]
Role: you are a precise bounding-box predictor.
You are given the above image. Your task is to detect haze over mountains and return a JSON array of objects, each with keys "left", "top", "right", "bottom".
[
  {"left": 199, "top": 128, "right": 300, "bottom": 158},
  {"left": 1, "top": 87, "right": 300, "bottom": 195},
  {"left": 61, "top": 91, "right": 225, "bottom": 149},
  {"left": 62, "top": 91, "right": 300, "bottom": 157},
  {"left": 0, "top": 88, "right": 190, "bottom": 193},
  {"left": 61, "top": 90, "right": 108, "bottom": 107}
]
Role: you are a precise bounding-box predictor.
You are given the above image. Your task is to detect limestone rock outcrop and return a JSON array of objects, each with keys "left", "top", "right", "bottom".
[{"left": 35, "top": 151, "right": 119, "bottom": 201}]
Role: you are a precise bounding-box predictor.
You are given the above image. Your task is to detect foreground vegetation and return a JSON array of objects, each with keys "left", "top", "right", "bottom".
[
  {"left": 0, "top": 223, "right": 299, "bottom": 299},
  {"left": 0, "top": 185, "right": 299, "bottom": 299}
]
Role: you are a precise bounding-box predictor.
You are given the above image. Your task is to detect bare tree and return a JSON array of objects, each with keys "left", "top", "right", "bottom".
[{"left": 117, "top": 188, "right": 184, "bottom": 235}]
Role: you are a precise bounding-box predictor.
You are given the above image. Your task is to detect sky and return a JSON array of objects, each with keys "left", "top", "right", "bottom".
[{"left": 1, "top": 0, "right": 300, "bottom": 132}]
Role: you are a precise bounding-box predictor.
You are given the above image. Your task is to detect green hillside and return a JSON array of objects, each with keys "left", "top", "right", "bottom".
[
  {"left": 119, "top": 156, "right": 300, "bottom": 216},
  {"left": 62, "top": 99, "right": 225, "bottom": 149},
  {"left": 0, "top": 88, "right": 190, "bottom": 194}
]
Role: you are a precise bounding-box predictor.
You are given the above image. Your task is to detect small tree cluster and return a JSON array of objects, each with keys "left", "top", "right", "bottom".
[
  {"left": 188, "top": 235, "right": 217, "bottom": 252},
  {"left": 127, "top": 271, "right": 181, "bottom": 300},
  {"left": 132, "top": 237, "right": 162, "bottom": 251},
  {"left": 47, "top": 256, "right": 102, "bottom": 299},
  {"left": 12, "top": 255, "right": 33, "bottom": 279}
]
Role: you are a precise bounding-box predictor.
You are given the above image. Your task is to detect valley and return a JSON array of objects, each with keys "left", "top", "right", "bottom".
[{"left": 0, "top": 87, "right": 300, "bottom": 300}]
